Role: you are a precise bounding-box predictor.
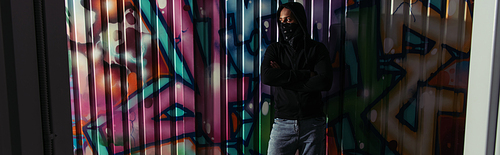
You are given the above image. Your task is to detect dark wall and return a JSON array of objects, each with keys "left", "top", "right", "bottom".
[{"left": 0, "top": 0, "right": 72, "bottom": 154}]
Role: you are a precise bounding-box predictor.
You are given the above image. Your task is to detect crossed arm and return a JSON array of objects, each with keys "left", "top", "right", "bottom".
[{"left": 261, "top": 44, "right": 333, "bottom": 92}]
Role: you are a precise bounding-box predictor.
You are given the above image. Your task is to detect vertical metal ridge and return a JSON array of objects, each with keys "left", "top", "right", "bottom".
[
  {"left": 451, "top": 1, "right": 467, "bottom": 154},
  {"left": 134, "top": 1, "right": 145, "bottom": 154},
  {"left": 67, "top": 1, "right": 84, "bottom": 154},
  {"left": 178, "top": 1, "right": 185, "bottom": 154},
  {"left": 221, "top": 0, "right": 228, "bottom": 154},
  {"left": 486, "top": 0, "right": 500, "bottom": 154},
  {"left": 152, "top": 0, "right": 161, "bottom": 154},
  {"left": 33, "top": 0, "right": 54, "bottom": 153},
  {"left": 257, "top": 0, "right": 263, "bottom": 153},
  {"left": 310, "top": 0, "right": 314, "bottom": 39},
  {"left": 117, "top": 0, "right": 131, "bottom": 153},
  {"left": 170, "top": 0, "right": 178, "bottom": 154},
  {"left": 218, "top": 0, "right": 227, "bottom": 154},
  {"left": 164, "top": 0, "right": 174, "bottom": 154},
  {"left": 69, "top": 21, "right": 85, "bottom": 155},
  {"left": 237, "top": 0, "right": 244, "bottom": 153},
  {"left": 255, "top": 0, "right": 261, "bottom": 153},
  {"left": 83, "top": 0, "right": 99, "bottom": 154},
  {"left": 325, "top": 0, "right": 332, "bottom": 153},
  {"left": 115, "top": 0, "right": 131, "bottom": 154},
  {"left": 135, "top": 3, "right": 143, "bottom": 152},
  {"left": 99, "top": 0, "right": 116, "bottom": 154}
]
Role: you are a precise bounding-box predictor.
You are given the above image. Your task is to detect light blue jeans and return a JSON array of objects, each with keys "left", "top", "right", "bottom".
[{"left": 267, "top": 117, "right": 326, "bottom": 155}]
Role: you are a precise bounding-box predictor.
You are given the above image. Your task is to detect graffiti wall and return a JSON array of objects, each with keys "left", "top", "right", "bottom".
[{"left": 66, "top": 0, "right": 473, "bottom": 154}]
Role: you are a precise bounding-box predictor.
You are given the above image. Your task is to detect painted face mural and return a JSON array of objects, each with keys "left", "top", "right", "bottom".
[{"left": 66, "top": 0, "right": 473, "bottom": 154}]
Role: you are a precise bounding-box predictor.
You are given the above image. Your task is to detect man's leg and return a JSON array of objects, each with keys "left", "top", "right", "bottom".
[
  {"left": 299, "top": 117, "right": 326, "bottom": 155},
  {"left": 268, "top": 118, "right": 299, "bottom": 155}
]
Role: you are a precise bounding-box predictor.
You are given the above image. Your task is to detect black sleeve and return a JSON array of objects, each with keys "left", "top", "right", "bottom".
[
  {"left": 282, "top": 43, "right": 333, "bottom": 92},
  {"left": 261, "top": 43, "right": 311, "bottom": 86}
]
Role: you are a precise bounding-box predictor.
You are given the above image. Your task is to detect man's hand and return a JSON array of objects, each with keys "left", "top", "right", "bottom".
[
  {"left": 270, "top": 61, "right": 281, "bottom": 69},
  {"left": 310, "top": 71, "right": 317, "bottom": 77}
]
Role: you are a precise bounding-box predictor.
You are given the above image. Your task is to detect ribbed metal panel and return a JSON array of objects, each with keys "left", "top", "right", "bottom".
[{"left": 65, "top": 0, "right": 474, "bottom": 154}]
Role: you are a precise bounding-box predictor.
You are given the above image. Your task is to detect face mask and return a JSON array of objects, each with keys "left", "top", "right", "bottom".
[{"left": 280, "top": 23, "right": 299, "bottom": 40}]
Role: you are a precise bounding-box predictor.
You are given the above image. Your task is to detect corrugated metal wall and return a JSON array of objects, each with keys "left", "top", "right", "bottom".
[{"left": 66, "top": 0, "right": 473, "bottom": 154}]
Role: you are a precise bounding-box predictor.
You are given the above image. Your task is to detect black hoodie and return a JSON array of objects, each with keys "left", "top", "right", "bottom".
[{"left": 261, "top": 2, "right": 333, "bottom": 120}]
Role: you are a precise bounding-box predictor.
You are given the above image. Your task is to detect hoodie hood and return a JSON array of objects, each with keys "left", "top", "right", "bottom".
[{"left": 277, "top": 2, "right": 309, "bottom": 43}]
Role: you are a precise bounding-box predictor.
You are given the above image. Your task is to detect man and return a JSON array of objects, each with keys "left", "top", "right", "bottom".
[{"left": 261, "top": 2, "right": 333, "bottom": 155}]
